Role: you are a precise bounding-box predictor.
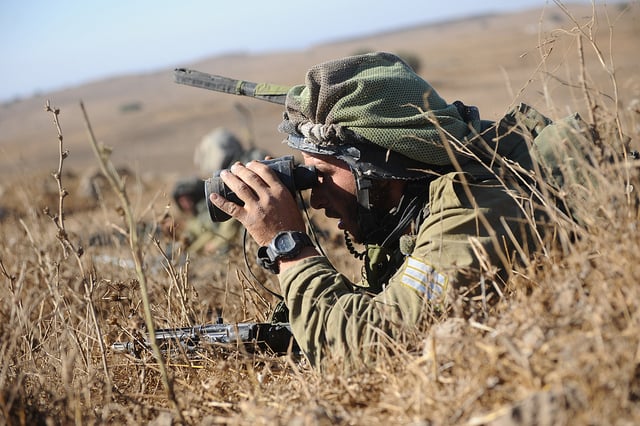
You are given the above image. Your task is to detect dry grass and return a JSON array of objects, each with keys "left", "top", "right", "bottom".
[{"left": 2, "top": 3, "right": 640, "bottom": 425}]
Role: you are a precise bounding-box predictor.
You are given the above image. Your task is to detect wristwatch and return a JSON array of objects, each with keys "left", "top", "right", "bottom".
[{"left": 257, "top": 231, "right": 314, "bottom": 274}]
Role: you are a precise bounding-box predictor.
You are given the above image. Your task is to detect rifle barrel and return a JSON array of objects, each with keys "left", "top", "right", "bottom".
[{"left": 173, "top": 68, "right": 288, "bottom": 105}]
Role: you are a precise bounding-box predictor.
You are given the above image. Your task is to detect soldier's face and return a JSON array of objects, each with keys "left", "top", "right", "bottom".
[
  {"left": 301, "top": 153, "right": 362, "bottom": 240},
  {"left": 177, "top": 195, "right": 196, "bottom": 215}
]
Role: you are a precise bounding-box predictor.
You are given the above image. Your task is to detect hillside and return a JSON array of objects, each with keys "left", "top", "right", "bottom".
[{"left": 1, "top": 2, "right": 638, "bottom": 184}]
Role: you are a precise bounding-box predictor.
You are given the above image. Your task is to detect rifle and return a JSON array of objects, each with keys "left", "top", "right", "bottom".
[
  {"left": 173, "top": 68, "right": 289, "bottom": 105},
  {"left": 112, "top": 321, "right": 299, "bottom": 358}
]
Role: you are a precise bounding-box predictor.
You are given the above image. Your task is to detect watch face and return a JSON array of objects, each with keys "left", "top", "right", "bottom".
[{"left": 274, "top": 233, "right": 295, "bottom": 253}]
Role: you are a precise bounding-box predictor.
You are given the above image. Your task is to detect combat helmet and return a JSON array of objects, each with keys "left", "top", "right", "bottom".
[
  {"left": 279, "top": 52, "right": 480, "bottom": 176},
  {"left": 278, "top": 52, "right": 482, "bottom": 244},
  {"left": 194, "top": 127, "right": 244, "bottom": 177}
]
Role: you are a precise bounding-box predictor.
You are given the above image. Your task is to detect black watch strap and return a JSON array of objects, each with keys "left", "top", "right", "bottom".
[{"left": 257, "top": 231, "right": 313, "bottom": 274}]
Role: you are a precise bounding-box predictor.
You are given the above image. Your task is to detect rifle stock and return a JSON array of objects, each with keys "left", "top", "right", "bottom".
[{"left": 112, "top": 322, "right": 299, "bottom": 357}]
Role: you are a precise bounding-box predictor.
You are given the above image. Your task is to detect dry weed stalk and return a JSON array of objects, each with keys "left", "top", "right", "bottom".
[
  {"left": 79, "top": 101, "right": 185, "bottom": 423},
  {"left": 150, "top": 236, "right": 197, "bottom": 325},
  {"left": 43, "top": 100, "right": 112, "bottom": 390},
  {"left": 554, "top": 0, "right": 624, "bottom": 138}
]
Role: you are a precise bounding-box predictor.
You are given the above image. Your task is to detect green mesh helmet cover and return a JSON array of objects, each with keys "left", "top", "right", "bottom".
[{"left": 280, "top": 52, "right": 479, "bottom": 175}]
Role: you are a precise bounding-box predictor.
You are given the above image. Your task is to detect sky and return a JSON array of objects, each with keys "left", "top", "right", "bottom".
[{"left": 0, "top": 0, "right": 598, "bottom": 102}]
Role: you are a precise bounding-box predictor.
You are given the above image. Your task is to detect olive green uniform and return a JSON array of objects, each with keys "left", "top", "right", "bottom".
[
  {"left": 183, "top": 199, "right": 242, "bottom": 254},
  {"left": 280, "top": 170, "right": 534, "bottom": 369}
]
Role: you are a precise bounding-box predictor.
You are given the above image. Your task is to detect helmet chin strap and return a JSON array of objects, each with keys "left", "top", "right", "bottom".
[
  {"left": 352, "top": 172, "right": 399, "bottom": 247},
  {"left": 349, "top": 171, "right": 432, "bottom": 254},
  {"left": 353, "top": 173, "right": 378, "bottom": 240},
  {"left": 341, "top": 174, "right": 376, "bottom": 259}
]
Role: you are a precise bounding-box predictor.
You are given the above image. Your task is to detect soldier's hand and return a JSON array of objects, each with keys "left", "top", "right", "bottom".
[{"left": 208, "top": 161, "right": 305, "bottom": 246}]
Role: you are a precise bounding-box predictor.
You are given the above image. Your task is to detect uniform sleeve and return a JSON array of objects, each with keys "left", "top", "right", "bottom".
[
  {"left": 279, "top": 255, "right": 423, "bottom": 369},
  {"left": 279, "top": 173, "right": 530, "bottom": 369}
]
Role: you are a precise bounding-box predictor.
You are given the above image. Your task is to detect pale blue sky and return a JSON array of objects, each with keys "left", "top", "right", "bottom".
[{"left": 0, "top": 0, "right": 600, "bottom": 102}]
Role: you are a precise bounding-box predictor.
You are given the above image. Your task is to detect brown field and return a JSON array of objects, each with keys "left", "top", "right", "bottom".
[{"left": 1, "top": 2, "right": 640, "bottom": 425}]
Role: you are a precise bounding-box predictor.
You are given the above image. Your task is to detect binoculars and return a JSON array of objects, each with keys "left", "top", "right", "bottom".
[{"left": 205, "top": 155, "right": 317, "bottom": 222}]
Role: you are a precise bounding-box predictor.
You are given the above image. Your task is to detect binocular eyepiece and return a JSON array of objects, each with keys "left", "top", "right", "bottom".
[{"left": 204, "top": 155, "right": 317, "bottom": 222}]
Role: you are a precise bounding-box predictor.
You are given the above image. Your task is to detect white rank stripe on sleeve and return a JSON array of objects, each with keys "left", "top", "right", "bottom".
[{"left": 401, "top": 256, "right": 447, "bottom": 299}]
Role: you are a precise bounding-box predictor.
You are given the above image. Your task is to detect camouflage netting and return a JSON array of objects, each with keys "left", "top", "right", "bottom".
[{"left": 280, "top": 52, "right": 480, "bottom": 166}]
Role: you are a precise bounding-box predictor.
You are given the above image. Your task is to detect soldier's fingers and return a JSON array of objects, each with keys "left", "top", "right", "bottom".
[
  {"left": 244, "top": 161, "right": 286, "bottom": 191},
  {"left": 231, "top": 162, "right": 285, "bottom": 197},
  {"left": 220, "top": 167, "right": 261, "bottom": 202},
  {"left": 209, "top": 192, "right": 245, "bottom": 221}
]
